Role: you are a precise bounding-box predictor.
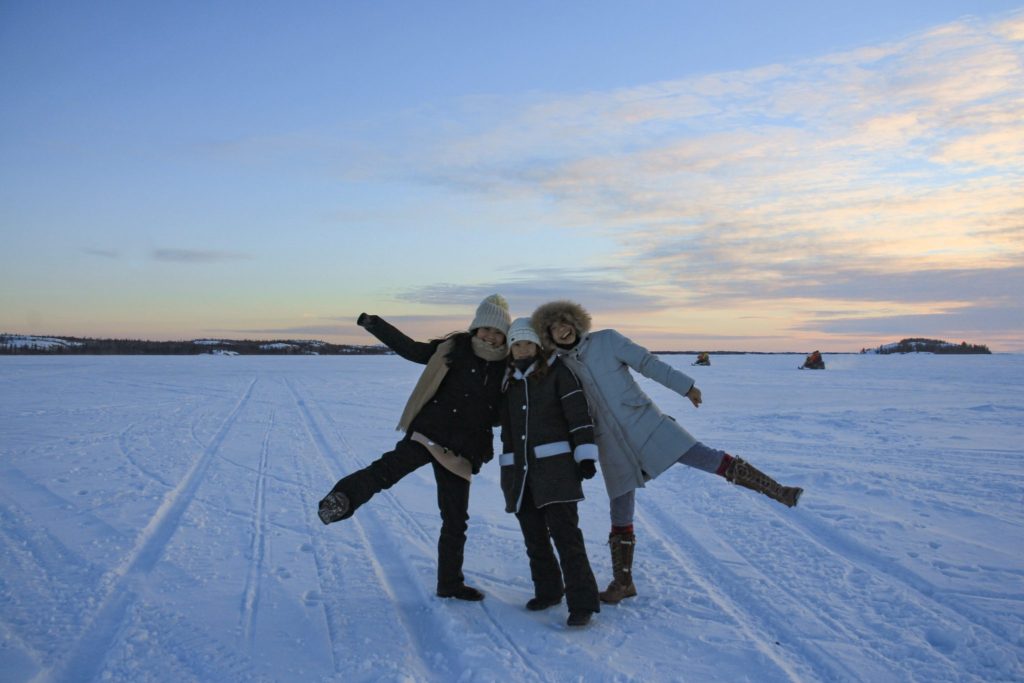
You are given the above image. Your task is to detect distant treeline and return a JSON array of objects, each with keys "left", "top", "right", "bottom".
[
  {"left": 653, "top": 350, "right": 814, "bottom": 355},
  {"left": 0, "top": 335, "right": 392, "bottom": 356},
  {"left": 862, "top": 338, "right": 991, "bottom": 355}
]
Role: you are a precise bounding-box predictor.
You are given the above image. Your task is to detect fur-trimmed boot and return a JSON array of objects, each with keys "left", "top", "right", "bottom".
[
  {"left": 720, "top": 455, "right": 803, "bottom": 508},
  {"left": 598, "top": 532, "right": 637, "bottom": 604}
]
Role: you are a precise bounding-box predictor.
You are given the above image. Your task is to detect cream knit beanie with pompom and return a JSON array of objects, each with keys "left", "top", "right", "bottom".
[{"left": 469, "top": 294, "right": 511, "bottom": 334}]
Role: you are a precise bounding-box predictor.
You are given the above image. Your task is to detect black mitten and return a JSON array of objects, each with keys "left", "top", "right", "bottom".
[
  {"left": 578, "top": 460, "right": 597, "bottom": 480},
  {"left": 357, "top": 312, "right": 378, "bottom": 327}
]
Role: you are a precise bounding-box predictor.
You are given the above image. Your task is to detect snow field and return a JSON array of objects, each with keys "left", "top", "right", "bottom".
[{"left": 0, "top": 354, "right": 1021, "bottom": 682}]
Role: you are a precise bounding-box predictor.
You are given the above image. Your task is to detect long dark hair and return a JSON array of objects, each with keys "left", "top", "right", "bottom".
[{"left": 438, "top": 331, "right": 473, "bottom": 366}]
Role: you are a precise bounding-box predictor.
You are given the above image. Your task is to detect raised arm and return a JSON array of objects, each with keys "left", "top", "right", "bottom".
[
  {"left": 357, "top": 313, "right": 440, "bottom": 364},
  {"left": 609, "top": 330, "right": 698, "bottom": 402}
]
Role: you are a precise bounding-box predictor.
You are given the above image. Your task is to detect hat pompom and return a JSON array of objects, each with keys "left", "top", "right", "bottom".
[{"left": 470, "top": 294, "right": 512, "bottom": 334}]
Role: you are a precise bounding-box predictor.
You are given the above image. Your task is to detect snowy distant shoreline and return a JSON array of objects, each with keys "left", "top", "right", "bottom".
[
  {"left": 0, "top": 333, "right": 999, "bottom": 355},
  {"left": 0, "top": 334, "right": 391, "bottom": 356}
]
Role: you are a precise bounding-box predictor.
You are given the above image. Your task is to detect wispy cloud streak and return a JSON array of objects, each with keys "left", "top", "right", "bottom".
[
  {"left": 378, "top": 11, "right": 1024, "bottom": 347},
  {"left": 151, "top": 249, "right": 251, "bottom": 264}
]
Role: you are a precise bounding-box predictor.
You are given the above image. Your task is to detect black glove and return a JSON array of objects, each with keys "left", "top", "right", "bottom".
[
  {"left": 578, "top": 460, "right": 597, "bottom": 480},
  {"left": 357, "top": 312, "right": 378, "bottom": 328}
]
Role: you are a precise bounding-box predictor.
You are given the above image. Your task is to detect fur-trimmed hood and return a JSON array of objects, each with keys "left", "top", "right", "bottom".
[{"left": 531, "top": 300, "right": 593, "bottom": 350}]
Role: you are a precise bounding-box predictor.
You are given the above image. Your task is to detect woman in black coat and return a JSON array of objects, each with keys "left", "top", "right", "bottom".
[
  {"left": 499, "top": 318, "right": 600, "bottom": 626},
  {"left": 318, "top": 295, "right": 510, "bottom": 601}
]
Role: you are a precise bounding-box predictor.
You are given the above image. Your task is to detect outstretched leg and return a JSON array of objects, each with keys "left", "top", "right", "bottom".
[
  {"left": 319, "top": 438, "right": 431, "bottom": 524},
  {"left": 717, "top": 453, "right": 803, "bottom": 507},
  {"left": 678, "top": 442, "right": 803, "bottom": 508}
]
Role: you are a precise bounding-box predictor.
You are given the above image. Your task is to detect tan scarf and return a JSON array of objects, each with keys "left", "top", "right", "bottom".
[{"left": 396, "top": 336, "right": 508, "bottom": 432}]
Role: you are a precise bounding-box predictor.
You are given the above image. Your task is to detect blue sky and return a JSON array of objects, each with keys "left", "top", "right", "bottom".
[{"left": 2, "top": 1, "right": 1022, "bottom": 351}]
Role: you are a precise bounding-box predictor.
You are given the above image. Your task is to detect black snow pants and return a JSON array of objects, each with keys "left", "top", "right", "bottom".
[
  {"left": 328, "top": 438, "right": 471, "bottom": 594},
  {"left": 515, "top": 484, "right": 600, "bottom": 614}
]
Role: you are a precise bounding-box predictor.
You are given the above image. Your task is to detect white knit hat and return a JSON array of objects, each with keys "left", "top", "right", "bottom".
[
  {"left": 507, "top": 317, "right": 540, "bottom": 346},
  {"left": 469, "top": 294, "right": 511, "bottom": 334}
]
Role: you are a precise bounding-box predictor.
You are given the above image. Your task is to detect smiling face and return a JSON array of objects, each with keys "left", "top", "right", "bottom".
[
  {"left": 510, "top": 340, "right": 539, "bottom": 360},
  {"left": 474, "top": 326, "right": 506, "bottom": 348},
  {"left": 549, "top": 321, "right": 577, "bottom": 346}
]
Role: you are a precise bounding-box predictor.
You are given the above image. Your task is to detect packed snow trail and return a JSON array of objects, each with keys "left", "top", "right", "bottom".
[{"left": 0, "top": 354, "right": 1020, "bottom": 682}]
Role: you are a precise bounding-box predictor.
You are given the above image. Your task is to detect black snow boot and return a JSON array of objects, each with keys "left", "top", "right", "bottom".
[
  {"left": 567, "top": 610, "right": 593, "bottom": 627},
  {"left": 526, "top": 595, "right": 563, "bottom": 611},
  {"left": 436, "top": 584, "right": 485, "bottom": 601},
  {"left": 318, "top": 491, "right": 351, "bottom": 525}
]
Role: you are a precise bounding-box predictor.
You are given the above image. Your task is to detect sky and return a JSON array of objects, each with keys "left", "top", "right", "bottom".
[{"left": 1, "top": 1, "right": 1022, "bottom": 352}]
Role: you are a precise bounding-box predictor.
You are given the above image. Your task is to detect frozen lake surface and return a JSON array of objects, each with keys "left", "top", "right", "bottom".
[{"left": 1, "top": 353, "right": 1022, "bottom": 682}]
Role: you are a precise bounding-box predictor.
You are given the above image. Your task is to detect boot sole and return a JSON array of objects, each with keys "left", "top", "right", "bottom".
[
  {"left": 318, "top": 491, "right": 350, "bottom": 525},
  {"left": 785, "top": 487, "right": 804, "bottom": 508},
  {"left": 598, "top": 586, "right": 637, "bottom": 604},
  {"left": 436, "top": 589, "right": 485, "bottom": 601},
  {"left": 526, "top": 596, "right": 563, "bottom": 611}
]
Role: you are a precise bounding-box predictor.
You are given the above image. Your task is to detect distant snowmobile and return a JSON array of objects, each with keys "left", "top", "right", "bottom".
[{"left": 800, "top": 350, "right": 825, "bottom": 370}]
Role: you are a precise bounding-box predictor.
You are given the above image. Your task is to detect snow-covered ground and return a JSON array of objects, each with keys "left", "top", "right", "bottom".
[{"left": 1, "top": 353, "right": 1021, "bottom": 683}]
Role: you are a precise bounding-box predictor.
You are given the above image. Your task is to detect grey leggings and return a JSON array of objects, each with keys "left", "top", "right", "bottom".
[{"left": 609, "top": 441, "right": 727, "bottom": 527}]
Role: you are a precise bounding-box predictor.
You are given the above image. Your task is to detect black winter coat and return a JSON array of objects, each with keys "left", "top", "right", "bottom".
[
  {"left": 361, "top": 316, "right": 505, "bottom": 471},
  {"left": 499, "top": 356, "right": 597, "bottom": 513}
]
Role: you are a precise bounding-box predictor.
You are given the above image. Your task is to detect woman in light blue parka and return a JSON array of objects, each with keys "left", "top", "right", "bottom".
[{"left": 532, "top": 300, "right": 803, "bottom": 604}]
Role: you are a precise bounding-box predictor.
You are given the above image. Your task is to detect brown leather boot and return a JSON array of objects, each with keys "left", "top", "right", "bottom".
[
  {"left": 598, "top": 532, "right": 637, "bottom": 604},
  {"left": 722, "top": 456, "right": 803, "bottom": 507}
]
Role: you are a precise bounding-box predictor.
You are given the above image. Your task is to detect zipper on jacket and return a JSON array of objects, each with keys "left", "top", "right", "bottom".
[{"left": 515, "top": 378, "right": 529, "bottom": 513}]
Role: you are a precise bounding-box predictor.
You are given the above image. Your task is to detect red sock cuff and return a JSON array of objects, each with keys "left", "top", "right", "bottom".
[
  {"left": 715, "top": 454, "right": 734, "bottom": 476},
  {"left": 611, "top": 524, "right": 634, "bottom": 535}
]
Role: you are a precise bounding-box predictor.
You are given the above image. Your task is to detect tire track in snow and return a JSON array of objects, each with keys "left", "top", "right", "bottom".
[
  {"left": 287, "top": 379, "right": 546, "bottom": 681},
  {"left": 310, "top": 390, "right": 549, "bottom": 681},
  {"left": 34, "top": 377, "right": 257, "bottom": 683},
  {"left": 0, "top": 498, "right": 101, "bottom": 668},
  {"left": 636, "top": 502, "right": 849, "bottom": 682},
  {"left": 286, "top": 378, "right": 436, "bottom": 679},
  {"left": 287, "top": 376, "right": 437, "bottom": 676},
  {"left": 771, "top": 502, "right": 1024, "bottom": 655},
  {"left": 240, "top": 409, "right": 274, "bottom": 647}
]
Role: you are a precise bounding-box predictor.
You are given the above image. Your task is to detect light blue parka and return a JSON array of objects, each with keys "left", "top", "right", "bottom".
[{"left": 557, "top": 329, "right": 698, "bottom": 499}]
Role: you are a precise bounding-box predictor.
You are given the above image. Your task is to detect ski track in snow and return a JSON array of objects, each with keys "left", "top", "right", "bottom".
[
  {"left": 34, "top": 377, "right": 257, "bottom": 683},
  {"left": 1, "top": 355, "right": 1021, "bottom": 682},
  {"left": 287, "top": 377, "right": 549, "bottom": 681},
  {"left": 240, "top": 409, "right": 274, "bottom": 646},
  {"left": 778, "top": 500, "right": 1021, "bottom": 651}
]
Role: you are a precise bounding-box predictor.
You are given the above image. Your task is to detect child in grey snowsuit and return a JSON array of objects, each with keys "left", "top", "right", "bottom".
[{"left": 499, "top": 318, "right": 600, "bottom": 627}]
